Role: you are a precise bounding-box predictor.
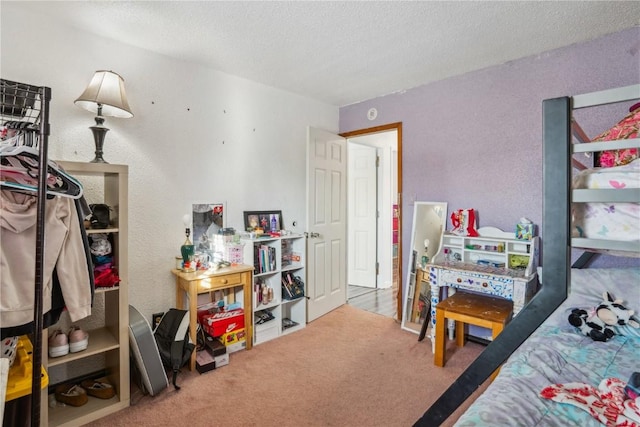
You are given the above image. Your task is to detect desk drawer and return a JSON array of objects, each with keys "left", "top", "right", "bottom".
[
  {"left": 197, "top": 273, "right": 243, "bottom": 292},
  {"left": 439, "top": 269, "right": 514, "bottom": 299}
]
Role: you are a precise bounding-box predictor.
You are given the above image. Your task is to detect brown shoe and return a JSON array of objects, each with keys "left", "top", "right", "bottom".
[
  {"left": 55, "top": 384, "right": 88, "bottom": 407},
  {"left": 81, "top": 379, "right": 116, "bottom": 399}
]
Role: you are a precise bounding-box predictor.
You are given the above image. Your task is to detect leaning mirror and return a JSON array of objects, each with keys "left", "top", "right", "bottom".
[{"left": 401, "top": 201, "right": 448, "bottom": 334}]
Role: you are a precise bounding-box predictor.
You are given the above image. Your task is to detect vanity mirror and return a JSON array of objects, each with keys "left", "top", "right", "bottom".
[{"left": 401, "top": 201, "right": 448, "bottom": 334}]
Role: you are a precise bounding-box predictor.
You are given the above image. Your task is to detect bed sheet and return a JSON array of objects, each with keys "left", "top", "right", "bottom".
[
  {"left": 572, "top": 159, "right": 640, "bottom": 242},
  {"left": 454, "top": 268, "right": 640, "bottom": 427}
]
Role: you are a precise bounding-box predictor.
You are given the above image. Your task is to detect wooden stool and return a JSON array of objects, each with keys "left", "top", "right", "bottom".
[{"left": 434, "top": 291, "right": 513, "bottom": 381}]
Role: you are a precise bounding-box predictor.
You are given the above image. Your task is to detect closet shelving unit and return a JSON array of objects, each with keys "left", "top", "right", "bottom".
[
  {"left": 42, "top": 161, "right": 129, "bottom": 426},
  {"left": 0, "top": 79, "right": 51, "bottom": 427}
]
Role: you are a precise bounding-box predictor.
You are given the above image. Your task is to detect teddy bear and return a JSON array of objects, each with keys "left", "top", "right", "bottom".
[{"left": 568, "top": 291, "right": 639, "bottom": 342}]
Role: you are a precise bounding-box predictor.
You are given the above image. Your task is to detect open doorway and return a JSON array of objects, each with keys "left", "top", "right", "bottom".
[{"left": 341, "top": 123, "right": 402, "bottom": 319}]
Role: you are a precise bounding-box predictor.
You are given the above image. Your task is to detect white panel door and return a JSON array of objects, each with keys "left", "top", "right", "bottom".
[
  {"left": 306, "top": 127, "right": 347, "bottom": 322},
  {"left": 347, "top": 144, "right": 377, "bottom": 288}
]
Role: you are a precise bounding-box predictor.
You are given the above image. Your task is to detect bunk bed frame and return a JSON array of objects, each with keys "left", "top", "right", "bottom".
[
  {"left": 415, "top": 84, "right": 640, "bottom": 426},
  {"left": 1, "top": 79, "right": 51, "bottom": 426}
]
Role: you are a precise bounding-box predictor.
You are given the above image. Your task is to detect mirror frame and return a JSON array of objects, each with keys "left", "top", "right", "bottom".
[{"left": 401, "top": 201, "right": 448, "bottom": 334}]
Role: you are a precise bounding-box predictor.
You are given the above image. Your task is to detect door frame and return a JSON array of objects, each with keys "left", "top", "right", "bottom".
[{"left": 340, "top": 122, "right": 403, "bottom": 319}]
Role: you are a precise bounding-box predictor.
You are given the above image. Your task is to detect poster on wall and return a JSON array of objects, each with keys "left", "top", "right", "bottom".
[{"left": 192, "top": 203, "right": 224, "bottom": 253}]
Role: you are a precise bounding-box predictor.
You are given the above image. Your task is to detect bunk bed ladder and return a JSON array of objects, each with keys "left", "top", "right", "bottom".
[{"left": 414, "top": 96, "right": 572, "bottom": 426}]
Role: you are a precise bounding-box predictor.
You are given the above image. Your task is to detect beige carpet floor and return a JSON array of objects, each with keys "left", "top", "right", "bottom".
[{"left": 89, "top": 304, "right": 486, "bottom": 427}]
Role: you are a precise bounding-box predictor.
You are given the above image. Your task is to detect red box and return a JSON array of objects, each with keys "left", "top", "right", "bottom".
[
  {"left": 200, "top": 308, "right": 244, "bottom": 338},
  {"left": 197, "top": 302, "right": 220, "bottom": 326}
]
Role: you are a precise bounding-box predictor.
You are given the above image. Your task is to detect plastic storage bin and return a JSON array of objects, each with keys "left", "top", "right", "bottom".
[{"left": 3, "top": 336, "right": 49, "bottom": 427}]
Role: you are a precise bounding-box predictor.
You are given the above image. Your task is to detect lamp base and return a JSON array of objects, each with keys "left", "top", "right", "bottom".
[{"left": 90, "top": 118, "right": 110, "bottom": 164}]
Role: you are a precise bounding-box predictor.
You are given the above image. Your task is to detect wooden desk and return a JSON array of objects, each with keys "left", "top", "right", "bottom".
[
  {"left": 172, "top": 264, "right": 254, "bottom": 370},
  {"left": 426, "top": 261, "right": 537, "bottom": 350}
]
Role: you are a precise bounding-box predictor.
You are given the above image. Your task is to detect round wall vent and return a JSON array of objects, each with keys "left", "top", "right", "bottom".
[{"left": 367, "top": 108, "right": 378, "bottom": 121}]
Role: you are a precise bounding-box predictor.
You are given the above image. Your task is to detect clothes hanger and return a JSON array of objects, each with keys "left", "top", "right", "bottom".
[{"left": 0, "top": 131, "right": 84, "bottom": 199}]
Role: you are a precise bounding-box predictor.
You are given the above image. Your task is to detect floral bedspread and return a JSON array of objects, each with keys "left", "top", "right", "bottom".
[
  {"left": 541, "top": 377, "right": 640, "bottom": 426},
  {"left": 572, "top": 159, "right": 640, "bottom": 243},
  {"left": 454, "top": 269, "right": 640, "bottom": 427}
]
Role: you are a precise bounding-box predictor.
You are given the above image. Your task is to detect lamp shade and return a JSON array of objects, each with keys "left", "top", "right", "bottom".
[{"left": 75, "top": 70, "right": 133, "bottom": 118}]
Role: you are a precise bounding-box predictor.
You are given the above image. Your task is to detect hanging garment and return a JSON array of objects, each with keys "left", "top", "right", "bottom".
[
  {"left": 1, "top": 189, "right": 91, "bottom": 328},
  {"left": 0, "top": 196, "right": 95, "bottom": 338}
]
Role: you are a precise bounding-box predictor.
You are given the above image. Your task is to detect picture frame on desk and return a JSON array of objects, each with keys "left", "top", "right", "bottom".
[
  {"left": 244, "top": 210, "right": 282, "bottom": 233},
  {"left": 192, "top": 203, "right": 225, "bottom": 253}
]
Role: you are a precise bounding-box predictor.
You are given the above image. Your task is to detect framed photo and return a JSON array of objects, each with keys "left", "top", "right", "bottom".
[
  {"left": 152, "top": 312, "right": 164, "bottom": 330},
  {"left": 244, "top": 210, "right": 282, "bottom": 233},
  {"left": 192, "top": 203, "right": 224, "bottom": 252}
]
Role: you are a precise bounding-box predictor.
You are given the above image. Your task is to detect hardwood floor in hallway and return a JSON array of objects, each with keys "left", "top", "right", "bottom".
[{"left": 347, "top": 285, "right": 397, "bottom": 319}]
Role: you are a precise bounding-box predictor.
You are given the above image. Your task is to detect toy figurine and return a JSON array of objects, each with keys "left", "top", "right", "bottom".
[{"left": 568, "top": 291, "right": 639, "bottom": 342}]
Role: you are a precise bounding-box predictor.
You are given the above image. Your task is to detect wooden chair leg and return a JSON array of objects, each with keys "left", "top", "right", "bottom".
[{"left": 434, "top": 308, "right": 446, "bottom": 367}]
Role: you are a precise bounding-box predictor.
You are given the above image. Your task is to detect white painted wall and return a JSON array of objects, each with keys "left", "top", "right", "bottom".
[{"left": 1, "top": 3, "right": 338, "bottom": 322}]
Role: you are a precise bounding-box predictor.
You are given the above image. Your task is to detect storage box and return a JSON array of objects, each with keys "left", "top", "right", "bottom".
[
  {"left": 255, "top": 324, "right": 279, "bottom": 344},
  {"left": 214, "top": 353, "right": 230, "bottom": 368},
  {"left": 196, "top": 348, "right": 231, "bottom": 374},
  {"left": 200, "top": 308, "right": 244, "bottom": 338},
  {"left": 218, "top": 327, "right": 246, "bottom": 346},
  {"left": 6, "top": 336, "right": 48, "bottom": 401},
  {"left": 224, "top": 340, "right": 246, "bottom": 354},
  {"left": 203, "top": 333, "right": 227, "bottom": 357},
  {"left": 197, "top": 301, "right": 220, "bottom": 326},
  {"left": 223, "top": 243, "right": 244, "bottom": 265},
  {"left": 218, "top": 327, "right": 247, "bottom": 353},
  {"left": 196, "top": 349, "right": 216, "bottom": 374},
  {"left": 515, "top": 223, "right": 535, "bottom": 240}
]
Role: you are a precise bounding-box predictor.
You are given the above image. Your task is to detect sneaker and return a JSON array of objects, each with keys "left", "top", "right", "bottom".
[
  {"left": 55, "top": 383, "right": 88, "bottom": 407},
  {"left": 68, "top": 326, "right": 89, "bottom": 353},
  {"left": 48, "top": 329, "right": 69, "bottom": 358}
]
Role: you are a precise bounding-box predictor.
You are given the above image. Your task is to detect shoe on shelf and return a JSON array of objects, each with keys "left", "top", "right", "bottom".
[
  {"left": 68, "top": 326, "right": 89, "bottom": 353},
  {"left": 48, "top": 329, "right": 69, "bottom": 358},
  {"left": 54, "top": 383, "right": 88, "bottom": 407},
  {"left": 81, "top": 379, "right": 116, "bottom": 399}
]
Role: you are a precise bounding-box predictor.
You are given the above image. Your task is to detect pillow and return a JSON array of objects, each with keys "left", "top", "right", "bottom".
[{"left": 592, "top": 103, "right": 639, "bottom": 167}]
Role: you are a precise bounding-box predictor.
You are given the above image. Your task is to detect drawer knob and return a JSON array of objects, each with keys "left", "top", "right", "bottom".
[
  {"left": 482, "top": 282, "right": 488, "bottom": 287},
  {"left": 221, "top": 279, "right": 228, "bottom": 284},
  {"left": 456, "top": 278, "right": 462, "bottom": 283}
]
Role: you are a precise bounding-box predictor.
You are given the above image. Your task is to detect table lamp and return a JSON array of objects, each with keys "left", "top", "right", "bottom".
[
  {"left": 74, "top": 70, "right": 133, "bottom": 163},
  {"left": 181, "top": 214, "right": 195, "bottom": 271}
]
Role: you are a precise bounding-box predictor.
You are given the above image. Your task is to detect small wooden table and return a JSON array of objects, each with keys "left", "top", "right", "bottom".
[
  {"left": 172, "top": 264, "right": 254, "bottom": 371},
  {"left": 434, "top": 291, "right": 513, "bottom": 380}
]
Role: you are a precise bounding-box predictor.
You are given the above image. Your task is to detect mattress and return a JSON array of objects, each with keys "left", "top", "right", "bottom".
[
  {"left": 454, "top": 268, "right": 640, "bottom": 427},
  {"left": 572, "top": 158, "right": 640, "bottom": 242}
]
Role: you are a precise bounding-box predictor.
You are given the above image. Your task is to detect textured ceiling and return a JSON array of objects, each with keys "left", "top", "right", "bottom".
[{"left": 8, "top": 1, "right": 640, "bottom": 106}]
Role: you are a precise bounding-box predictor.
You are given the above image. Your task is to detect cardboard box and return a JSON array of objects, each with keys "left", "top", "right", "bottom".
[
  {"left": 200, "top": 308, "right": 244, "bottom": 338},
  {"left": 224, "top": 340, "right": 246, "bottom": 354},
  {"left": 196, "top": 349, "right": 216, "bottom": 374},
  {"left": 196, "top": 349, "right": 230, "bottom": 374},
  {"left": 214, "top": 353, "right": 229, "bottom": 368},
  {"left": 218, "top": 327, "right": 246, "bottom": 346},
  {"left": 203, "top": 333, "right": 227, "bottom": 357},
  {"left": 515, "top": 223, "right": 535, "bottom": 240},
  {"left": 197, "top": 302, "right": 220, "bottom": 326}
]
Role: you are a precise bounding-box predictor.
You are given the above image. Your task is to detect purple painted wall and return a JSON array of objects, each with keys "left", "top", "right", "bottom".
[{"left": 340, "top": 27, "right": 640, "bottom": 272}]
